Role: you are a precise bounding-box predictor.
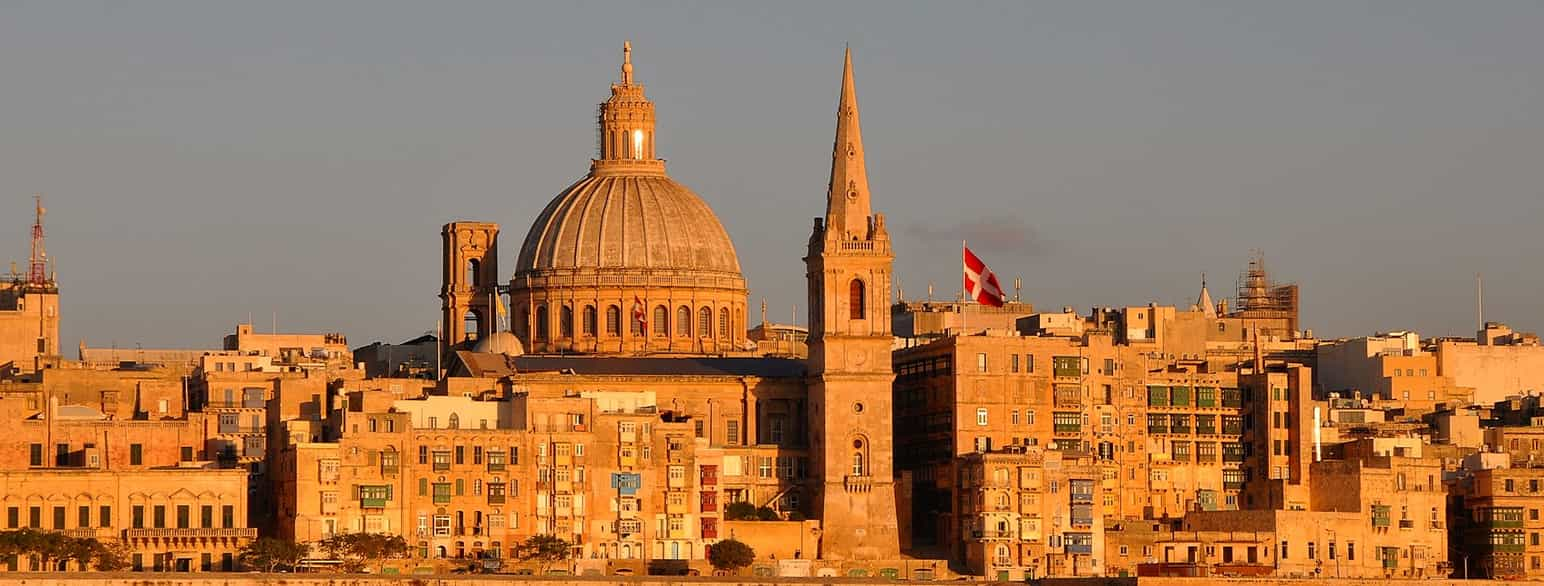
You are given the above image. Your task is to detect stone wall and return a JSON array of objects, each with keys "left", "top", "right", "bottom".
[{"left": 0, "top": 575, "right": 1519, "bottom": 586}]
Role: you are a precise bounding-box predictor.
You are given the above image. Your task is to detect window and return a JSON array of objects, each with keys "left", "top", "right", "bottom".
[
  {"left": 976, "top": 353, "right": 988, "bottom": 373},
  {"left": 698, "top": 307, "right": 712, "bottom": 338},
  {"left": 465, "top": 310, "right": 481, "bottom": 341},
  {"left": 176, "top": 505, "right": 190, "bottom": 529},
  {"left": 653, "top": 306, "right": 668, "bottom": 337},
  {"left": 130, "top": 444, "right": 143, "bottom": 466},
  {"left": 560, "top": 305, "right": 574, "bottom": 337},
  {"left": 606, "top": 305, "right": 621, "bottom": 335},
  {"left": 534, "top": 305, "right": 548, "bottom": 341},
  {"left": 28, "top": 444, "right": 42, "bottom": 467},
  {"left": 201, "top": 505, "right": 213, "bottom": 528},
  {"left": 1011, "top": 354, "right": 1020, "bottom": 373},
  {"left": 675, "top": 306, "right": 692, "bottom": 337},
  {"left": 719, "top": 308, "right": 730, "bottom": 339},
  {"left": 78, "top": 506, "right": 89, "bottom": 528},
  {"left": 152, "top": 505, "right": 165, "bottom": 529},
  {"left": 131, "top": 506, "right": 143, "bottom": 529},
  {"left": 99, "top": 506, "right": 110, "bottom": 527},
  {"left": 849, "top": 278, "right": 866, "bottom": 319},
  {"left": 726, "top": 420, "right": 740, "bottom": 445},
  {"left": 583, "top": 305, "right": 597, "bottom": 336},
  {"left": 52, "top": 507, "right": 64, "bottom": 530},
  {"left": 1011, "top": 410, "right": 1020, "bottom": 425},
  {"left": 976, "top": 408, "right": 989, "bottom": 426}
]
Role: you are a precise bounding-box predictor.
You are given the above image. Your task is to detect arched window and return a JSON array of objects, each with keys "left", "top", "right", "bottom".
[
  {"left": 719, "top": 308, "right": 730, "bottom": 339},
  {"left": 448, "top": 414, "right": 460, "bottom": 429},
  {"left": 676, "top": 306, "right": 691, "bottom": 337},
  {"left": 467, "top": 259, "right": 480, "bottom": 286},
  {"left": 849, "top": 278, "right": 866, "bottom": 319},
  {"left": 606, "top": 305, "right": 621, "bottom": 335},
  {"left": 534, "top": 305, "right": 549, "bottom": 341},
  {"left": 463, "top": 310, "right": 480, "bottom": 342},
  {"left": 653, "top": 306, "right": 668, "bottom": 337},
  {"left": 698, "top": 307, "right": 713, "bottom": 338},
  {"left": 996, "top": 492, "right": 1009, "bottom": 508},
  {"left": 851, "top": 438, "right": 867, "bottom": 475},
  {"left": 583, "top": 306, "right": 598, "bottom": 336},
  {"left": 560, "top": 305, "right": 574, "bottom": 338}
]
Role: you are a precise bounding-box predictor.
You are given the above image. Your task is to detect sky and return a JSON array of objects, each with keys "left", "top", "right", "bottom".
[{"left": 1, "top": 1, "right": 1541, "bottom": 350}]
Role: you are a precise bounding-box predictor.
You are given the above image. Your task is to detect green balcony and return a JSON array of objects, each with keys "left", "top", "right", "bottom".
[{"left": 360, "top": 498, "right": 388, "bottom": 509}]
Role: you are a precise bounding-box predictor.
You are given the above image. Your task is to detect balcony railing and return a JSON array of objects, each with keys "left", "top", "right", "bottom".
[
  {"left": 360, "top": 498, "right": 388, "bottom": 509},
  {"left": 844, "top": 475, "right": 873, "bottom": 493},
  {"left": 124, "top": 528, "right": 257, "bottom": 539},
  {"left": 971, "top": 530, "right": 1015, "bottom": 540}
]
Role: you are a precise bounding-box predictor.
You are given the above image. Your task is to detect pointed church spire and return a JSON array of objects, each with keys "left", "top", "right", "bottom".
[
  {"left": 825, "top": 46, "right": 872, "bottom": 239},
  {"left": 1198, "top": 272, "right": 1217, "bottom": 318}
]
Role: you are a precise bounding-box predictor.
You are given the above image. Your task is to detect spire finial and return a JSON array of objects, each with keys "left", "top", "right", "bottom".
[{"left": 621, "top": 41, "right": 634, "bottom": 85}]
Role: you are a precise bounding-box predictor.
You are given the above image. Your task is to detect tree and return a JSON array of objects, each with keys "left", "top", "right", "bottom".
[
  {"left": 239, "top": 537, "right": 310, "bottom": 572},
  {"left": 90, "top": 541, "right": 132, "bottom": 572},
  {"left": 724, "top": 501, "right": 759, "bottom": 521},
  {"left": 0, "top": 529, "right": 111, "bottom": 571},
  {"left": 513, "top": 534, "right": 572, "bottom": 574},
  {"left": 317, "top": 533, "right": 407, "bottom": 573},
  {"left": 754, "top": 506, "right": 780, "bottom": 521},
  {"left": 708, "top": 538, "right": 755, "bottom": 572}
]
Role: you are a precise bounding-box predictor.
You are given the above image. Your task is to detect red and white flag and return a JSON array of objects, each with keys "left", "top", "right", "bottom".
[
  {"left": 964, "top": 244, "right": 1006, "bottom": 307},
  {"left": 632, "top": 295, "right": 648, "bottom": 334}
]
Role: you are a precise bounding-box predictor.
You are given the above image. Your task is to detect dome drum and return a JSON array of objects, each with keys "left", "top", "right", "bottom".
[{"left": 511, "top": 287, "right": 747, "bottom": 355}]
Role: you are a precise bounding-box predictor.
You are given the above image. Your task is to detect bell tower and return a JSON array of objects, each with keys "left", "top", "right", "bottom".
[
  {"left": 805, "top": 48, "right": 900, "bottom": 560},
  {"left": 440, "top": 222, "right": 500, "bottom": 359}
]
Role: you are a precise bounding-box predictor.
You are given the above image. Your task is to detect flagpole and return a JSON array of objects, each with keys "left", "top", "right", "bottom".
[{"left": 961, "top": 240, "right": 969, "bottom": 335}]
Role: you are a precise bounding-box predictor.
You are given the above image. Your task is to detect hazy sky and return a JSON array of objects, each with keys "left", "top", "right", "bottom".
[{"left": 2, "top": 1, "right": 1542, "bottom": 350}]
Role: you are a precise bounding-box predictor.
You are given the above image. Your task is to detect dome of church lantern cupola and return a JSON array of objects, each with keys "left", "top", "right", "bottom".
[{"left": 509, "top": 42, "right": 749, "bottom": 356}]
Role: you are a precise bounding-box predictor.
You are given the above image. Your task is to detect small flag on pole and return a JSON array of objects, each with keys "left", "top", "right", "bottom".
[
  {"left": 964, "top": 244, "right": 1006, "bottom": 307},
  {"left": 632, "top": 295, "right": 648, "bottom": 335}
]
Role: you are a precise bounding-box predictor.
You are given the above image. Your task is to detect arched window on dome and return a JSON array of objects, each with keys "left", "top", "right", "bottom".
[
  {"left": 560, "top": 306, "right": 574, "bottom": 338},
  {"left": 719, "top": 308, "right": 730, "bottom": 339},
  {"left": 583, "top": 306, "right": 598, "bottom": 337},
  {"left": 653, "top": 306, "right": 668, "bottom": 337},
  {"left": 534, "top": 305, "right": 549, "bottom": 342},
  {"left": 676, "top": 306, "right": 691, "bottom": 337},
  {"left": 849, "top": 278, "right": 866, "bottom": 320},
  {"left": 463, "top": 310, "right": 480, "bottom": 342},
  {"left": 606, "top": 305, "right": 621, "bottom": 336},
  {"left": 698, "top": 307, "right": 712, "bottom": 339}
]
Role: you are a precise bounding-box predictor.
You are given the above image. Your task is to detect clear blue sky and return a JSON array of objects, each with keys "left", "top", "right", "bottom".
[{"left": 2, "top": 1, "right": 1541, "bottom": 349}]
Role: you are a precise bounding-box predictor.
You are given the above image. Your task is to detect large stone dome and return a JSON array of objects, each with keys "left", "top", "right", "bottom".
[
  {"left": 514, "top": 170, "right": 741, "bottom": 276},
  {"left": 507, "top": 43, "right": 749, "bottom": 356}
]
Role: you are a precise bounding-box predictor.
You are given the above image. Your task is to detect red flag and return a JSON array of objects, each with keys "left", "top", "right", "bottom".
[
  {"left": 632, "top": 295, "right": 648, "bottom": 334},
  {"left": 964, "top": 245, "right": 1006, "bottom": 307}
]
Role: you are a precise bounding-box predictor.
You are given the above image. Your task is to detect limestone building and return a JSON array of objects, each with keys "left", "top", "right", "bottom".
[{"left": 0, "top": 198, "right": 59, "bottom": 378}]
